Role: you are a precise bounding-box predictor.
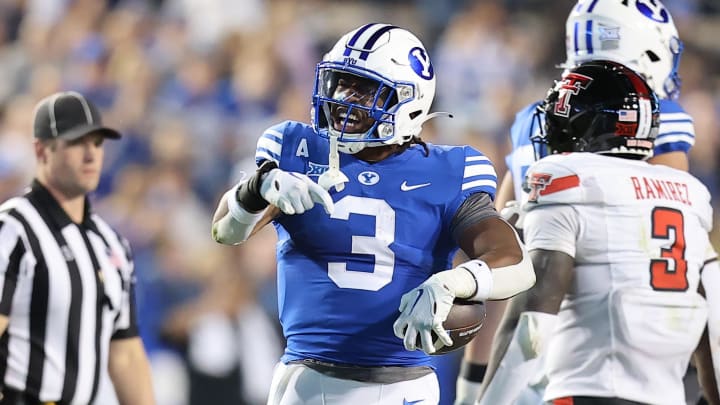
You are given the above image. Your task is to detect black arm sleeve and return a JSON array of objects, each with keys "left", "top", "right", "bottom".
[{"left": 236, "top": 160, "right": 278, "bottom": 212}]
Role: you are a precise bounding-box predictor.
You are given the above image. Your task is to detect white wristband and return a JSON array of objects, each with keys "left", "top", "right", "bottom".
[
  {"left": 226, "top": 181, "right": 263, "bottom": 224},
  {"left": 457, "top": 259, "right": 493, "bottom": 301}
]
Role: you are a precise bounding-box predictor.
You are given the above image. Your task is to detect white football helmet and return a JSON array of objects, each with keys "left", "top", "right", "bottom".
[
  {"left": 311, "top": 24, "right": 436, "bottom": 154},
  {"left": 563, "top": 0, "right": 683, "bottom": 99}
]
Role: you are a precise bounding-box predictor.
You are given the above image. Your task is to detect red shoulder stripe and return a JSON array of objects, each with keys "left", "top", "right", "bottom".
[{"left": 540, "top": 174, "right": 580, "bottom": 196}]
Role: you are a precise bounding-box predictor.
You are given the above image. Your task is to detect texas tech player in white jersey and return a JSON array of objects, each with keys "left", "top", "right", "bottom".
[{"left": 523, "top": 152, "right": 712, "bottom": 405}]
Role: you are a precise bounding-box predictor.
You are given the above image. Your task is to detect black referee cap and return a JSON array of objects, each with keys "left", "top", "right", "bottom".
[{"left": 33, "top": 91, "right": 121, "bottom": 141}]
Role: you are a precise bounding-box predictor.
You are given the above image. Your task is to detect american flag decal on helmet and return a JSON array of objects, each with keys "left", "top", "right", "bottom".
[{"left": 619, "top": 109, "right": 638, "bottom": 122}]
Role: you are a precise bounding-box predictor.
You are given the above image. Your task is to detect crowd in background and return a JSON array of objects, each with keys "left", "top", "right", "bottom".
[{"left": 0, "top": 0, "right": 718, "bottom": 404}]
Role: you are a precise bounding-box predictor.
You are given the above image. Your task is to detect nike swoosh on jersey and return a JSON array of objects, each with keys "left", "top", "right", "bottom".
[
  {"left": 400, "top": 181, "right": 431, "bottom": 191},
  {"left": 403, "top": 399, "right": 424, "bottom": 405}
]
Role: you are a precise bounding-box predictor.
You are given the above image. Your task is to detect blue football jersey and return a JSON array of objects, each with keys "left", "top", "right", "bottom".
[
  {"left": 505, "top": 98, "right": 695, "bottom": 201},
  {"left": 255, "top": 120, "right": 498, "bottom": 367},
  {"left": 654, "top": 99, "right": 695, "bottom": 155},
  {"left": 505, "top": 102, "right": 542, "bottom": 201}
]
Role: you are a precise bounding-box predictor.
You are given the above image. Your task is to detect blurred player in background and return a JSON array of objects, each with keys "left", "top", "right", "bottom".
[
  {"left": 210, "top": 24, "right": 535, "bottom": 405},
  {"left": 455, "top": 1, "right": 698, "bottom": 403},
  {"left": 482, "top": 60, "right": 719, "bottom": 405}
]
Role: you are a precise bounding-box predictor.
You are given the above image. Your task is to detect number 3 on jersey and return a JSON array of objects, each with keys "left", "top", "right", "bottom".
[
  {"left": 327, "top": 196, "right": 396, "bottom": 291},
  {"left": 649, "top": 207, "right": 688, "bottom": 291}
]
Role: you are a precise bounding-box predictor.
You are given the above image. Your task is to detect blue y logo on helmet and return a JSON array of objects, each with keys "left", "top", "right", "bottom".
[
  {"left": 409, "top": 47, "right": 434, "bottom": 80},
  {"left": 635, "top": 0, "right": 670, "bottom": 23}
]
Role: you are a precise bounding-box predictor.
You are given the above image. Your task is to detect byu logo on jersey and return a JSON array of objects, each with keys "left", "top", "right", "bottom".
[
  {"left": 358, "top": 171, "right": 380, "bottom": 185},
  {"left": 635, "top": 0, "right": 670, "bottom": 23},
  {"left": 409, "top": 47, "right": 434, "bottom": 80}
]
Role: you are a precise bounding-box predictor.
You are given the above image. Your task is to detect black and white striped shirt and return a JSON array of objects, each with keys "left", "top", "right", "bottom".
[{"left": 0, "top": 180, "right": 138, "bottom": 404}]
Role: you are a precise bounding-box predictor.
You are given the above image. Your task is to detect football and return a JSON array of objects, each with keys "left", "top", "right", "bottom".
[{"left": 430, "top": 300, "right": 486, "bottom": 355}]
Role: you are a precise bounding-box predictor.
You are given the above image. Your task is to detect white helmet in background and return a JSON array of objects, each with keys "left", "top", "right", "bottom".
[
  {"left": 311, "top": 24, "right": 437, "bottom": 154},
  {"left": 564, "top": 0, "right": 683, "bottom": 99}
]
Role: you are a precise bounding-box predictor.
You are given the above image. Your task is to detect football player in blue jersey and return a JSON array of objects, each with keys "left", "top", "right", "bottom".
[
  {"left": 211, "top": 24, "right": 535, "bottom": 405},
  {"left": 455, "top": 1, "right": 697, "bottom": 404}
]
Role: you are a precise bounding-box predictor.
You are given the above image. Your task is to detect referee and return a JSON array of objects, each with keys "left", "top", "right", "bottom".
[{"left": 0, "top": 92, "right": 155, "bottom": 404}]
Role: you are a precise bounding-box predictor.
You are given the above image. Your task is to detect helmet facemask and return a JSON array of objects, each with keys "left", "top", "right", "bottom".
[
  {"left": 310, "top": 24, "right": 441, "bottom": 192},
  {"left": 312, "top": 65, "right": 412, "bottom": 154},
  {"left": 311, "top": 24, "right": 438, "bottom": 156}
]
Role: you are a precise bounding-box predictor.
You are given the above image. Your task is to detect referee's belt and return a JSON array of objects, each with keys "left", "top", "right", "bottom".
[{"left": 0, "top": 387, "right": 59, "bottom": 405}]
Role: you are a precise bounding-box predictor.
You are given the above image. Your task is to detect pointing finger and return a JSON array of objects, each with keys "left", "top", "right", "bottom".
[{"left": 306, "top": 182, "right": 335, "bottom": 215}]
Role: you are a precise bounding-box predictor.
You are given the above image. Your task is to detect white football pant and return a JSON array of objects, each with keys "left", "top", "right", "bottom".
[{"left": 267, "top": 362, "right": 440, "bottom": 405}]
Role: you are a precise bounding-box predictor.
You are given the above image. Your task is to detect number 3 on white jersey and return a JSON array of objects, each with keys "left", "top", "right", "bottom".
[{"left": 328, "top": 196, "right": 396, "bottom": 291}]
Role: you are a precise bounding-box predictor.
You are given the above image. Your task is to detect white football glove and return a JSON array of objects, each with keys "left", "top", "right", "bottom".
[
  {"left": 500, "top": 200, "right": 524, "bottom": 230},
  {"left": 260, "top": 169, "right": 334, "bottom": 215},
  {"left": 393, "top": 275, "right": 455, "bottom": 354}
]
